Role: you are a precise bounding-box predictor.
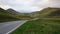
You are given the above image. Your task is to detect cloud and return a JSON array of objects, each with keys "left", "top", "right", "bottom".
[
  {"left": 48, "top": 0, "right": 60, "bottom": 7},
  {"left": 0, "top": 3, "right": 11, "bottom": 9},
  {"left": 0, "top": 0, "right": 60, "bottom": 13}
]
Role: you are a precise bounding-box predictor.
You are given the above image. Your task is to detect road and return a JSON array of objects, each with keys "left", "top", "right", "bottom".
[
  {"left": 0, "top": 20, "right": 27, "bottom": 34},
  {"left": 32, "top": 18, "right": 39, "bottom": 20}
]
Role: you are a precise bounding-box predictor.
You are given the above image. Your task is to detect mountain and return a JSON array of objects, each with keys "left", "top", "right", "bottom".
[
  {"left": 0, "top": 8, "right": 32, "bottom": 22},
  {"left": 31, "top": 7, "right": 60, "bottom": 18},
  {"left": 7, "top": 8, "right": 20, "bottom": 14},
  {"left": 0, "top": 8, "right": 20, "bottom": 22}
]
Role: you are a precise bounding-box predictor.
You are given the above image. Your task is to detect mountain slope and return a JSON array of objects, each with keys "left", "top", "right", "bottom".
[
  {"left": 0, "top": 8, "right": 32, "bottom": 22},
  {"left": 7, "top": 8, "right": 20, "bottom": 14},
  {"left": 31, "top": 7, "right": 60, "bottom": 18},
  {"left": 0, "top": 8, "right": 20, "bottom": 22}
]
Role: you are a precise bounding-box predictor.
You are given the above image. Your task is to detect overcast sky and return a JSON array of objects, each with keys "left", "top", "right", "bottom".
[{"left": 0, "top": 0, "right": 60, "bottom": 13}]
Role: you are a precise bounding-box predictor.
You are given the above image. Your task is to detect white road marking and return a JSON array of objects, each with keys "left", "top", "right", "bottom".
[{"left": 6, "top": 21, "right": 27, "bottom": 34}]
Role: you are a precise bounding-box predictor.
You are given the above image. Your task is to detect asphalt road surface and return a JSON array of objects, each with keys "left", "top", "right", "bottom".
[{"left": 0, "top": 20, "right": 27, "bottom": 34}]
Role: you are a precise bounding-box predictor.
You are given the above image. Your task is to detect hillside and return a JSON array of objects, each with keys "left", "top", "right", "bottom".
[
  {"left": 7, "top": 8, "right": 20, "bottom": 14},
  {"left": 0, "top": 8, "right": 21, "bottom": 22},
  {"left": 31, "top": 7, "right": 60, "bottom": 18},
  {"left": 0, "top": 8, "right": 32, "bottom": 22}
]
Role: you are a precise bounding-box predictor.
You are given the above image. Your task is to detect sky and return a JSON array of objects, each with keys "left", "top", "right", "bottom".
[{"left": 0, "top": 0, "right": 60, "bottom": 13}]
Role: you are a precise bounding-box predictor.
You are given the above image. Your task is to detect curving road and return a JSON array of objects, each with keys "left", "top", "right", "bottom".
[{"left": 0, "top": 20, "right": 27, "bottom": 34}]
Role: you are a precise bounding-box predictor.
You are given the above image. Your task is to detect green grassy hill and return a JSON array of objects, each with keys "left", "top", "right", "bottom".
[
  {"left": 0, "top": 8, "right": 32, "bottom": 22},
  {"left": 31, "top": 7, "right": 60, "bottom": 18},
  {"left": 0, "top": 8, "right": 20, "bottom": 22}
]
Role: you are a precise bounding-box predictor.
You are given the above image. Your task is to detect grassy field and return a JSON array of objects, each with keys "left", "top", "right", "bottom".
[{"left": 11, "top": 18, "right": 60, "bottom": 34}]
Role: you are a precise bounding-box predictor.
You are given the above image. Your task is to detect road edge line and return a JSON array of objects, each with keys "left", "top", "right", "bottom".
[{"left": 6, "top": 21, "right": 27, "bottom": 34}]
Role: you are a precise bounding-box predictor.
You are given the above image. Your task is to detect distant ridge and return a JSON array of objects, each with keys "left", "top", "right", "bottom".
[
  {"left": 7, "top": 8, "right": 20, "bottom": 14},
  {"left": 31, "top": 7, "right": 60, "bottom": 18}
]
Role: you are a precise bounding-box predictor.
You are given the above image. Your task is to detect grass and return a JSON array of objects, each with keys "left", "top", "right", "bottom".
[
  {"left": 0, "top": 14, "right": 20, "bottom": 22},
  {"left": 11, "top": 18, "right": 60, "bottom": 34}
]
